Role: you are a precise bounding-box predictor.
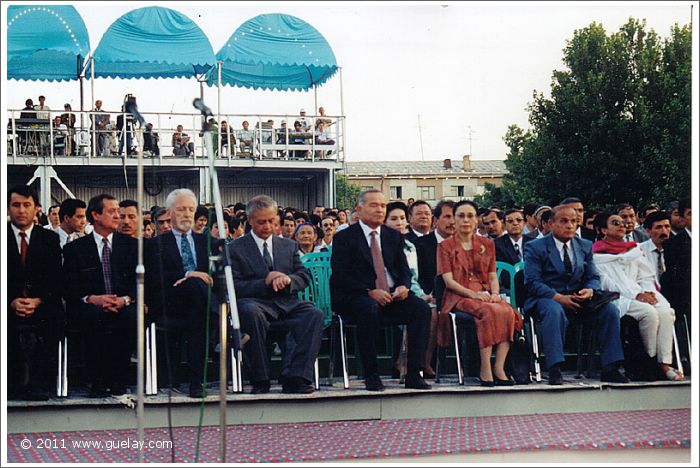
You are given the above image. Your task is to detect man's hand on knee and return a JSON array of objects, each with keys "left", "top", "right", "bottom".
[{"left": 173, "top": 271, "right": 213, "bottom": 287}]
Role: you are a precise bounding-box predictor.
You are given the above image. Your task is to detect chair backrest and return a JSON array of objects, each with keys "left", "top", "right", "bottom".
[
  {"left": 496, "top": 261, "right": 524, "bottom": 309},
  {"left": 299, "top": 250, "right": 333, "bottom": 327}
]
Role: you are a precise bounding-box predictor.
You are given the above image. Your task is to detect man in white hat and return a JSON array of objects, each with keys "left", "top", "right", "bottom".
[{"left": 298, "top": 108, "right": 311, "bottom": 132}]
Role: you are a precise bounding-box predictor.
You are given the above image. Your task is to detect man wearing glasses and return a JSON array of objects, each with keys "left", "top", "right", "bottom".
[{"left": 495, "top": 208, "right": 533, "bottom": 307}]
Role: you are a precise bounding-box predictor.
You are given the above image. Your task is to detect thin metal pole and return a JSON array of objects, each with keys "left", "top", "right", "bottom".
[
  {"left": 135, "top": 125, "right": 146, "bottom": 464},
  {"left": 314, "top": 85, "right": 318, "bottom": 116},
  {"left": 218, "top": 62, "right": 222, "bottom": 159},
  {"left": 417, "top": 114, "right": 425, "bottom": 161},
  {"left": 338, "top": 67, "right": 346, "bottom": 163},
  {"left": 90, "top": 56, "right": 95, "bottom": 159}
]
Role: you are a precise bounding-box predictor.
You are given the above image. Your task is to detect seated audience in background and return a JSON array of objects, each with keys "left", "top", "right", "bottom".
[
  {"left": 143, "top": 220, "right": 155, "bottom": 239},
  {"left": 289, "top": 120, "right": 309, "bottom": 159},
  {"left": 318, "top": 214, "right": 337, "bottom": 250},
  {"left": 405, "top": 200, "right": 432, "bottom": 242},
  {"left": 523, "top": 205, "right": 628, "bottom": 385},
  {"left": 592, "top": 212, "right": 681, "bottom": 381},
  {"left": 152, "top": 207, "right": 172, "bottom": 236},
  {"left": 118, "top": 199, "right": 139, "bottom": 238},
  {"left": 8, "top": 185, "right": 63, "bottom": 401},
  {"left": 143, "top": 123, "right": 160, "bottom": 156},
  {"left": 330, "top": 189, "right": 432, "bottom": 392},
  {"left": 294, "top": 222, "right": 318, "bottom": 256},
  {"left": 227, "top": 195, "right": 324, "bottom": 394},
  {"left": 638, "top": 204, "right": 660, "bottom": 230},
  {"left": 314, "top": 121, "right": 335, "bottom": 158},
  {"left": 298, "top": 108, "right": 312, "bottom": 131},
  {"left": 384, "top": 201, "right": 436, "bottom": 377},
  {"left": 661, "top": 198, "right": 691, "bottom": 332},
  {"left": 20, "top": 98, "right": 36, "bottom": 119},
  {"left": 560, "top": 197, "right": 596, "bottom": 241},
  {"left": 584, "top": 209, "right": 600, "bottom": 232},
  {"left": 172, "top": 125, "right": 194, "bottom": 157},
  {"left": 52, "top": 116, "right": 68, "bottom": 156},
  {"left": 495, "top": 208, "right": 532, "bottom": 308},
  {"left": 616, "top": 203, "right": 650, "bottom": 243},
  {"left": 237, "top": 120, "right": 254, "bottom": 154},
  {"left": 193, "top": 205, "right": 209, "bottom": 234},
  {"left": 482, "top": 208, "right": 505, "bottom": 239},
  {"left": 524, "top": 206, "right": 552, "bottom": 240},
  {"left": 638, "top": 211, "right": 672, "bottom": 286},
  {"left": 438, "top": 200, "right": 522, "bottom": 386},
  {"left": 281, "top": 215, "right": 297, "bottom": 239},
  {"left": 522, "top": 203, "right": 539, "bottom": 235},
  {"left": 145, "top": 189, "right": 217, "bottom": 398},
  {"left": 63, "top": 194, "right": 138, "bottom": 397},
  {"left": 56, "top": 198, "right": 88, "bottom": 248},
  {"left": 219, "top": 120, "right": 233, "bottom": 157},
  {"left": 44, "top": 204, "right": 60, "bottom": 231},
  {"left": 665, "top": 201, "right": 685, "bottom": 236}
]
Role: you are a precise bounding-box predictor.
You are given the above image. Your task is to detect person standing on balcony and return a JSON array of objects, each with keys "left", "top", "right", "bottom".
[{"left": 91, "top": 100, "right": 110, "bottom": 156}]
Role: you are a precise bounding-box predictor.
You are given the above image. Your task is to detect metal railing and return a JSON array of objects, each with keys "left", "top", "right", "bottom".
[{"left": 6, "top": 108, "right": 345, "bottom": 165}]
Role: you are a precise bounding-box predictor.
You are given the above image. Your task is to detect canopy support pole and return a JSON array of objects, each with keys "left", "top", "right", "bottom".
[
  {"left": 314, "top": 85, "right": 318, "bottom": 116},
  {"left": 218, "top": 61, "right": 222, "bottom": 160},
  {"left": 90, "top": 56, "right": 95, "bottom": 160},
  {"left": 339, "top": 67, "right": 346, "bottom": 163}
]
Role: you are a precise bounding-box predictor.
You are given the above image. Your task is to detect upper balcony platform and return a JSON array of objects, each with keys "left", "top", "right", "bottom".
[{"left": 6, "top": 108, "right": 345, "bottom": 170}]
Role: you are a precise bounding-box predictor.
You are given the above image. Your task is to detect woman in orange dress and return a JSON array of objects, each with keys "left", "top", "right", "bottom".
[{"left": 437, "top": 200, "right": 523, "bottom": 386}]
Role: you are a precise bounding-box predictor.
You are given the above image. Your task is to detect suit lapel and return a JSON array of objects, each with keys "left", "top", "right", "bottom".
[
  {"left": 354, "top": 224, "right": 373, "bottom": 266},
  {"left": 380, "top": 227, "right": 394, "bottom": 270},
  {"left": 271, "top": 235, "right": 283, "bottom": 271},
  {"left": 546, "top": 235, "right": 565, "bottom": 273},
  {"left": 243, "top": 234, "right": 270, "bottom": 276},
  {"left": 164, "top": 232, "right": 183, "bottom": 268}
]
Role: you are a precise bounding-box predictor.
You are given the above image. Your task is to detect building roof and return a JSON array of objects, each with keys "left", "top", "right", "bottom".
[{"left": 343, "top": 159, "right": 507, "bottom": 177}]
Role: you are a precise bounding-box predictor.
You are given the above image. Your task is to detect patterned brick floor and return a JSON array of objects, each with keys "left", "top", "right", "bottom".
[{"left": 7, "top": 408, "right": 689, "bottom": 463}]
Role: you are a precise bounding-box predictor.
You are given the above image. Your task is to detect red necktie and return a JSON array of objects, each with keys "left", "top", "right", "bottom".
[
  {"left": 20, "top": 232, "right": 30, "bottom": 297},
  {"left": 370, "top": 231, "right": 389, "bottom": 292}
]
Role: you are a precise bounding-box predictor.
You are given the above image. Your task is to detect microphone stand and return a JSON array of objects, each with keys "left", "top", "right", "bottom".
[
  {"left": 194, "top": 99, "right": 243, "bottom": 463},
  {"left": 124, "top": 100, "right": 146, "bottom": 464}
]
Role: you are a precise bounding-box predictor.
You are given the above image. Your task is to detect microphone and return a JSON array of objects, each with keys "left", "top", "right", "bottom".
[
  {"left": 193, "top": 98, "right": 213, "bottom": 117},
  {"left": 124, "top": 99, "right": 145, "bottom": 126}
]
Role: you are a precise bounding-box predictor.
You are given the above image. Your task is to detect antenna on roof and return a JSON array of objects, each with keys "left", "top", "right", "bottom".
[{"left": 417, "top": 114, "right": 425, "bottom": 161}]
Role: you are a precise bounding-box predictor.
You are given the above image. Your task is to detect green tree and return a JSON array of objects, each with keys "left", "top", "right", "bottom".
[
  {"left": 487, "top": 19, "right": 691, "bottom": 208},
  {"left": 335, "top": 173, "right": 362, "bottom": 209}
]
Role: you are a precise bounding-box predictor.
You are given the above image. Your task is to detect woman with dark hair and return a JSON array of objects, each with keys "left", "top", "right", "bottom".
[
  {"left": 384, "top": 201, "right": 436, "bottom": 376},
  {"left": 437, "top": 200, "right": 523, "bottom": 386}
]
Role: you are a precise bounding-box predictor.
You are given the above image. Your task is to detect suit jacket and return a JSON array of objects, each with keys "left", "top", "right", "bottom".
[
  {"left": 523, "top": 229, "right": 541, "bottom": 241},
  {"left": 660, "top": 229, "right": 691, "bottom": 314},
  {"left": 414, "top": 231, "right": 439, "bottom": 295},
  {"left": 62, "top": 231, "right": 138, "bottom": 304},
  {"left": 7, "top": 223, "right": 63, "bottom": 318},
  {"left": 631, "top": 227, "right": 650, "bottom": 243},
  {"left": 144, "top": 230, "right": 210, "bottom": 313},
  {"left": 494, "top": 235, "right": 532, "bottom": 266},
  {"left": 330, "top": 222, "right": 412, "bottom": 309},
  {"left": 580, "top": 226, "right": 597, "bottom": 242},
  {"left": 226, "top": 234, "right": 311, "bottom": 318},
  {"left": 523, "top": 234, "right": 601, "bottom": 314}
]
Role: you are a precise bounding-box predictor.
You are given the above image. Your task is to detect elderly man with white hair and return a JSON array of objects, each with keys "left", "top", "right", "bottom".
[{"left": 145, "top": 188, "right": 220, "bottom": 398}]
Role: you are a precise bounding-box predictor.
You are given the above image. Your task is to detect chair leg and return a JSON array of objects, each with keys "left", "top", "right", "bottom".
[
  {"left": 56, "top": 338, "right": 63, "bottom": 397},
  {"left": 314, "top": 359, "right": 320, "bottom": 390},
  {"left": 672, "top": 326, "right": 684, "bottom": 376},
  {"left": 327, "top": 322, "right": 336, "bottom": 387},
  {"left": 528, "top": 317, "right": 542, "bottom": 383},
  {"left": 683, "top": 314, "right": 692, "bottom": 355},
  {"left": 450, "top": 313, "right": 463, "bottom": 385},
  {"left": 151, "top": 323, "right": 158, "bottom": 395},
  {"left": 61, "top": 336, "right": 68, "bottom": 397},
  {"left": 146, "top": 329, "right": 152, "bottom": 395},
  {"left": 338, "top": 316, "right": 349, "bottom": 389},
  {"left": 230, "top": 349, "right": 243, "bottom": 393},
  {"left": 398, "top": 325, "right": 408, "bottom": 384},
  {"left": 585, "top": 328, "right": 596, "bottom": 378},
  {"left": 575, "top": 322, "right": 584, "bottom": 378}
]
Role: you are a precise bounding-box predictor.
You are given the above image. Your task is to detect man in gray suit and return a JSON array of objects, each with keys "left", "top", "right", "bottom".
[{"left": 227, "top": 195, "right": 324, "bottom": 394}]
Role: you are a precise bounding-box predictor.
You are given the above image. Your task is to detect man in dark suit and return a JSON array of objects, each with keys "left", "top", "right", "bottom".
[
  {"left": 523, "top": 205, "right": 628, "bottom": 385},
  {"left": 405, "top": 200, "right": 432, "bottom": 242},
  {"left": 227, "top": 195, "right": 324, "bottom": 394},
  {"left": 661, "top": 197, "right": 691, "bottom": 352},
  {"left": 8, "top": 185, "right": 63, "bottom": 400},
  {"left": 561, "top": 197, "right": 596, "bottom": 241},
  {"left": 63, "top": 194, "right": 138, "bottom": 397},
  {"left": 524, "top": 206, "right": 552, "bottom": 241},
  {"left": 145, "top": 189, "right": 216, "bottom": 398},
  {"left": 616, "top": 203, "right": 650, "bottom": 243},
  {"left": 331, "top": 189, "right": 432, "bottom": 391},
  {"left": 495, "top": 208, "right": 532, "bottom": 308}
]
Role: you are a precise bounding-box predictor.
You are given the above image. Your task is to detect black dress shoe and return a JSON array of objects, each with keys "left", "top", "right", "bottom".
[
  {"left": 478, "top": 378, "right": 495, "bottom": 387},
  {"left": 494, "top": 377, "right": 515, "bottom": 387},
  {"left": 601, "top": 368, "right": 630, "bottom": 384},
  {"left": 189, "top": 383, "right": 206, "bottom": 398},
  {"left": 548, "top": 367, "right": 563, "bottom": 385},
  {"left": 405, "top": 373, "right": 432, "bottom": 390},
  {"left": 365, "top": 373, "right": 385, "bottom": 392},
  {"left": 90, "top": 384, "right": 110, "bottom": 398},
  {"left": 250, "top": 380, "right": 271, "bottom": 395},
  {"left": 282, "top": 377, "right": 314, "bottom": 394}
]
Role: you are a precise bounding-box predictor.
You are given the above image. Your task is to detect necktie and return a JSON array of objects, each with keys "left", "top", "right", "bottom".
[
  {"left": 181, "top": 234, "right": 196, "bottom": 273},
  {"left": 370, "top": 231, "right": 389, "bottom": 292},
  {"left": 19, "top": 232, "right": 28, "bottom": 267},
  {"left": 102, "top": 238, "right": 113, "bottom": 294},
  {"left": 656, "top": 249, "right": 665, "bottom": 277},
  {"left": 20, "top": 232, "right": 30, "bottom": 297},
  {"left": 514, "top": 242, "right": 522, "bottom": 261},
  {"left": 262, "top": 240, "right": 273, "bottom": 271},
  {"left": 562, "top": 243, "right": 573, "bottom": 275}
]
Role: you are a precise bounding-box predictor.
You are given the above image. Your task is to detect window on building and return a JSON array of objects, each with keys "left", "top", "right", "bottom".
[
  {"left": 390, "top": 186, "right": 403, "bottom": 199},
  {"left": 418, "top": 186, "right": 435, "bottom": 200},
  {"left": 362, "top": 186, "right": 374, "bottom": 192},
  {"left": 452, "top": 185, "right": 465, "bottom": 197}
]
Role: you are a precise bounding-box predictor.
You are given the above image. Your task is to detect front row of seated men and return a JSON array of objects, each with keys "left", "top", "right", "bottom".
[{"left": 7, "top": 185, "right": 688, "bottom": 400}]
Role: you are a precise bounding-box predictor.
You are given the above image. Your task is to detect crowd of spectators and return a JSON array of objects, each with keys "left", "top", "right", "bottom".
[{"left": 8, "top": 183, "right": 691, "bottom": 401}]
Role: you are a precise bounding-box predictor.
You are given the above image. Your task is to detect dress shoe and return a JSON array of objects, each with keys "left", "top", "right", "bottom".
[
  {"left": 601, "top": 368, "right": 630, "bottom": 384},
  {"left": 365, "top": 373, "right": 385, "bottom": 392},
  {"left": 282, "top": 377, "right": 314, "bottom": 394},
  {"left": 548, "top": 367, "right": 563, "bottom": 385},
  {"left": 250, "top": 380, "right": 271, "bottom": 395},
  {"left": 89, "top": 384, "right": 110, "bottom": 398},
  {"left": 494, "top": 377, "right": 515, "bottom": 387},
  {"left": 189, "top": 383, "right": 206, "bottom": 398},
  {"left": 405, "top": 373, "right": 432, "bottom": 390},
  {"left": 478, "top": 378, "right": 495, "bottom": 387}
]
